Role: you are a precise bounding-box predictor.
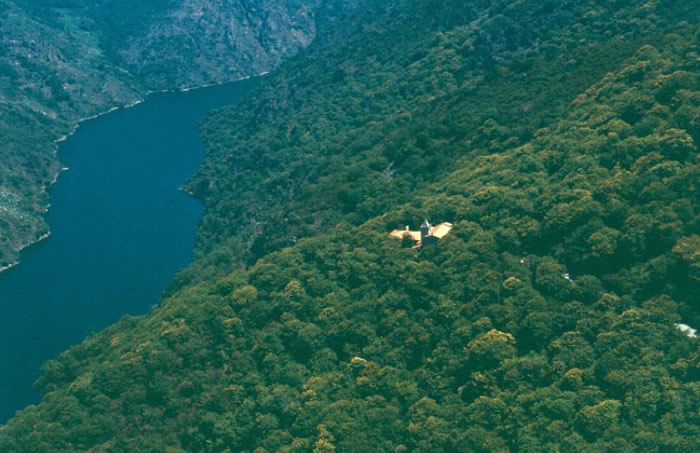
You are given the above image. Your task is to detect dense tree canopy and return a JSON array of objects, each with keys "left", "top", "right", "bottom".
[{"left": 1, "top": 0, "right": 698, "bottom": 451}]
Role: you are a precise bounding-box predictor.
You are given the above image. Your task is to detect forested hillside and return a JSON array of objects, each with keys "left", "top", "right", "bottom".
[
  {"left": 1, "top": 0, "right": 698, "bottom": 451},
  {"left": 181, "top": 0, "right": 697, "bottom": 277},
  {"left": 0, "top": 0, "right": 333, "bottom": 269}
]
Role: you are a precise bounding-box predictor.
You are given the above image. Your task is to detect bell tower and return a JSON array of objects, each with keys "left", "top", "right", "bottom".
[{"left": 420, "top": 218, "right": 431, "bottom": 241}]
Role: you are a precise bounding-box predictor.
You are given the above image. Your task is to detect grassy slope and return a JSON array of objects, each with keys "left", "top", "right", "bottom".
[{"left": 1, "top": 0, "right": 698, "bottom": 451}]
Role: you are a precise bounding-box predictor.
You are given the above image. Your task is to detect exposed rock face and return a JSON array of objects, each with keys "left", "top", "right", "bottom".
[
  {"left": 0, "top": 2, "right": 141, "bottom": 123},
  {"left": 117, "top": 0, "right": 322, "bottom": 89},
  {"left": 0, "top": 0, "right": 142, "bottom": 267},
  {"left": 0, "top": 0, "right": 334, "bottom": 268}
]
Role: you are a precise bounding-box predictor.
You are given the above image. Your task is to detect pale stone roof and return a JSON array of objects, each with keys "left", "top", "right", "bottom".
[{"left": 430, "top": 222, "right": 453, "bottom": 238}]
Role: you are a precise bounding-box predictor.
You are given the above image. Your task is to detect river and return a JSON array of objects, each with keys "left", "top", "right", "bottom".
[{"left": 0, "top": 78, "right": 259, "bottom": 423}]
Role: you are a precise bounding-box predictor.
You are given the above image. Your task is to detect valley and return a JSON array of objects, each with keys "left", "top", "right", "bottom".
[{"left": 0, "top": 1, "right": 698, "bottom": 451}]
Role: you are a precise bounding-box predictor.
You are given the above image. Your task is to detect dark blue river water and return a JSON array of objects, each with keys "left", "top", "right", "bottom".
[{"left": 0, "top": 78, "right": 258, "bottom": 422}]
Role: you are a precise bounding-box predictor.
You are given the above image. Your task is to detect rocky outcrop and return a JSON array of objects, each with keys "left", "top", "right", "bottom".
[{"left": 116, "top": 0, "right": 322, "bottom": 89}]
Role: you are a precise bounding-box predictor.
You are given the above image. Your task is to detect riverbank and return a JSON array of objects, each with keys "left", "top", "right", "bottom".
[
  {"left": 0, "top": 72, "right": 268, "bottom": 276},
  {"left": 0, "top": 77, "right": 261, "bottom": 421}
]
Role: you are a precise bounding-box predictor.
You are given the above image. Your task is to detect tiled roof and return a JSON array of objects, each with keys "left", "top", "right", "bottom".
[
  {"left": 389, "top": 222, "right": 453, "bottom": 244},
  {"left": 430, "top": 222, "right": 453, "bottom": 238},
  {"left": 390, "top": 229, "right": 422, "bottom": 241}
]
